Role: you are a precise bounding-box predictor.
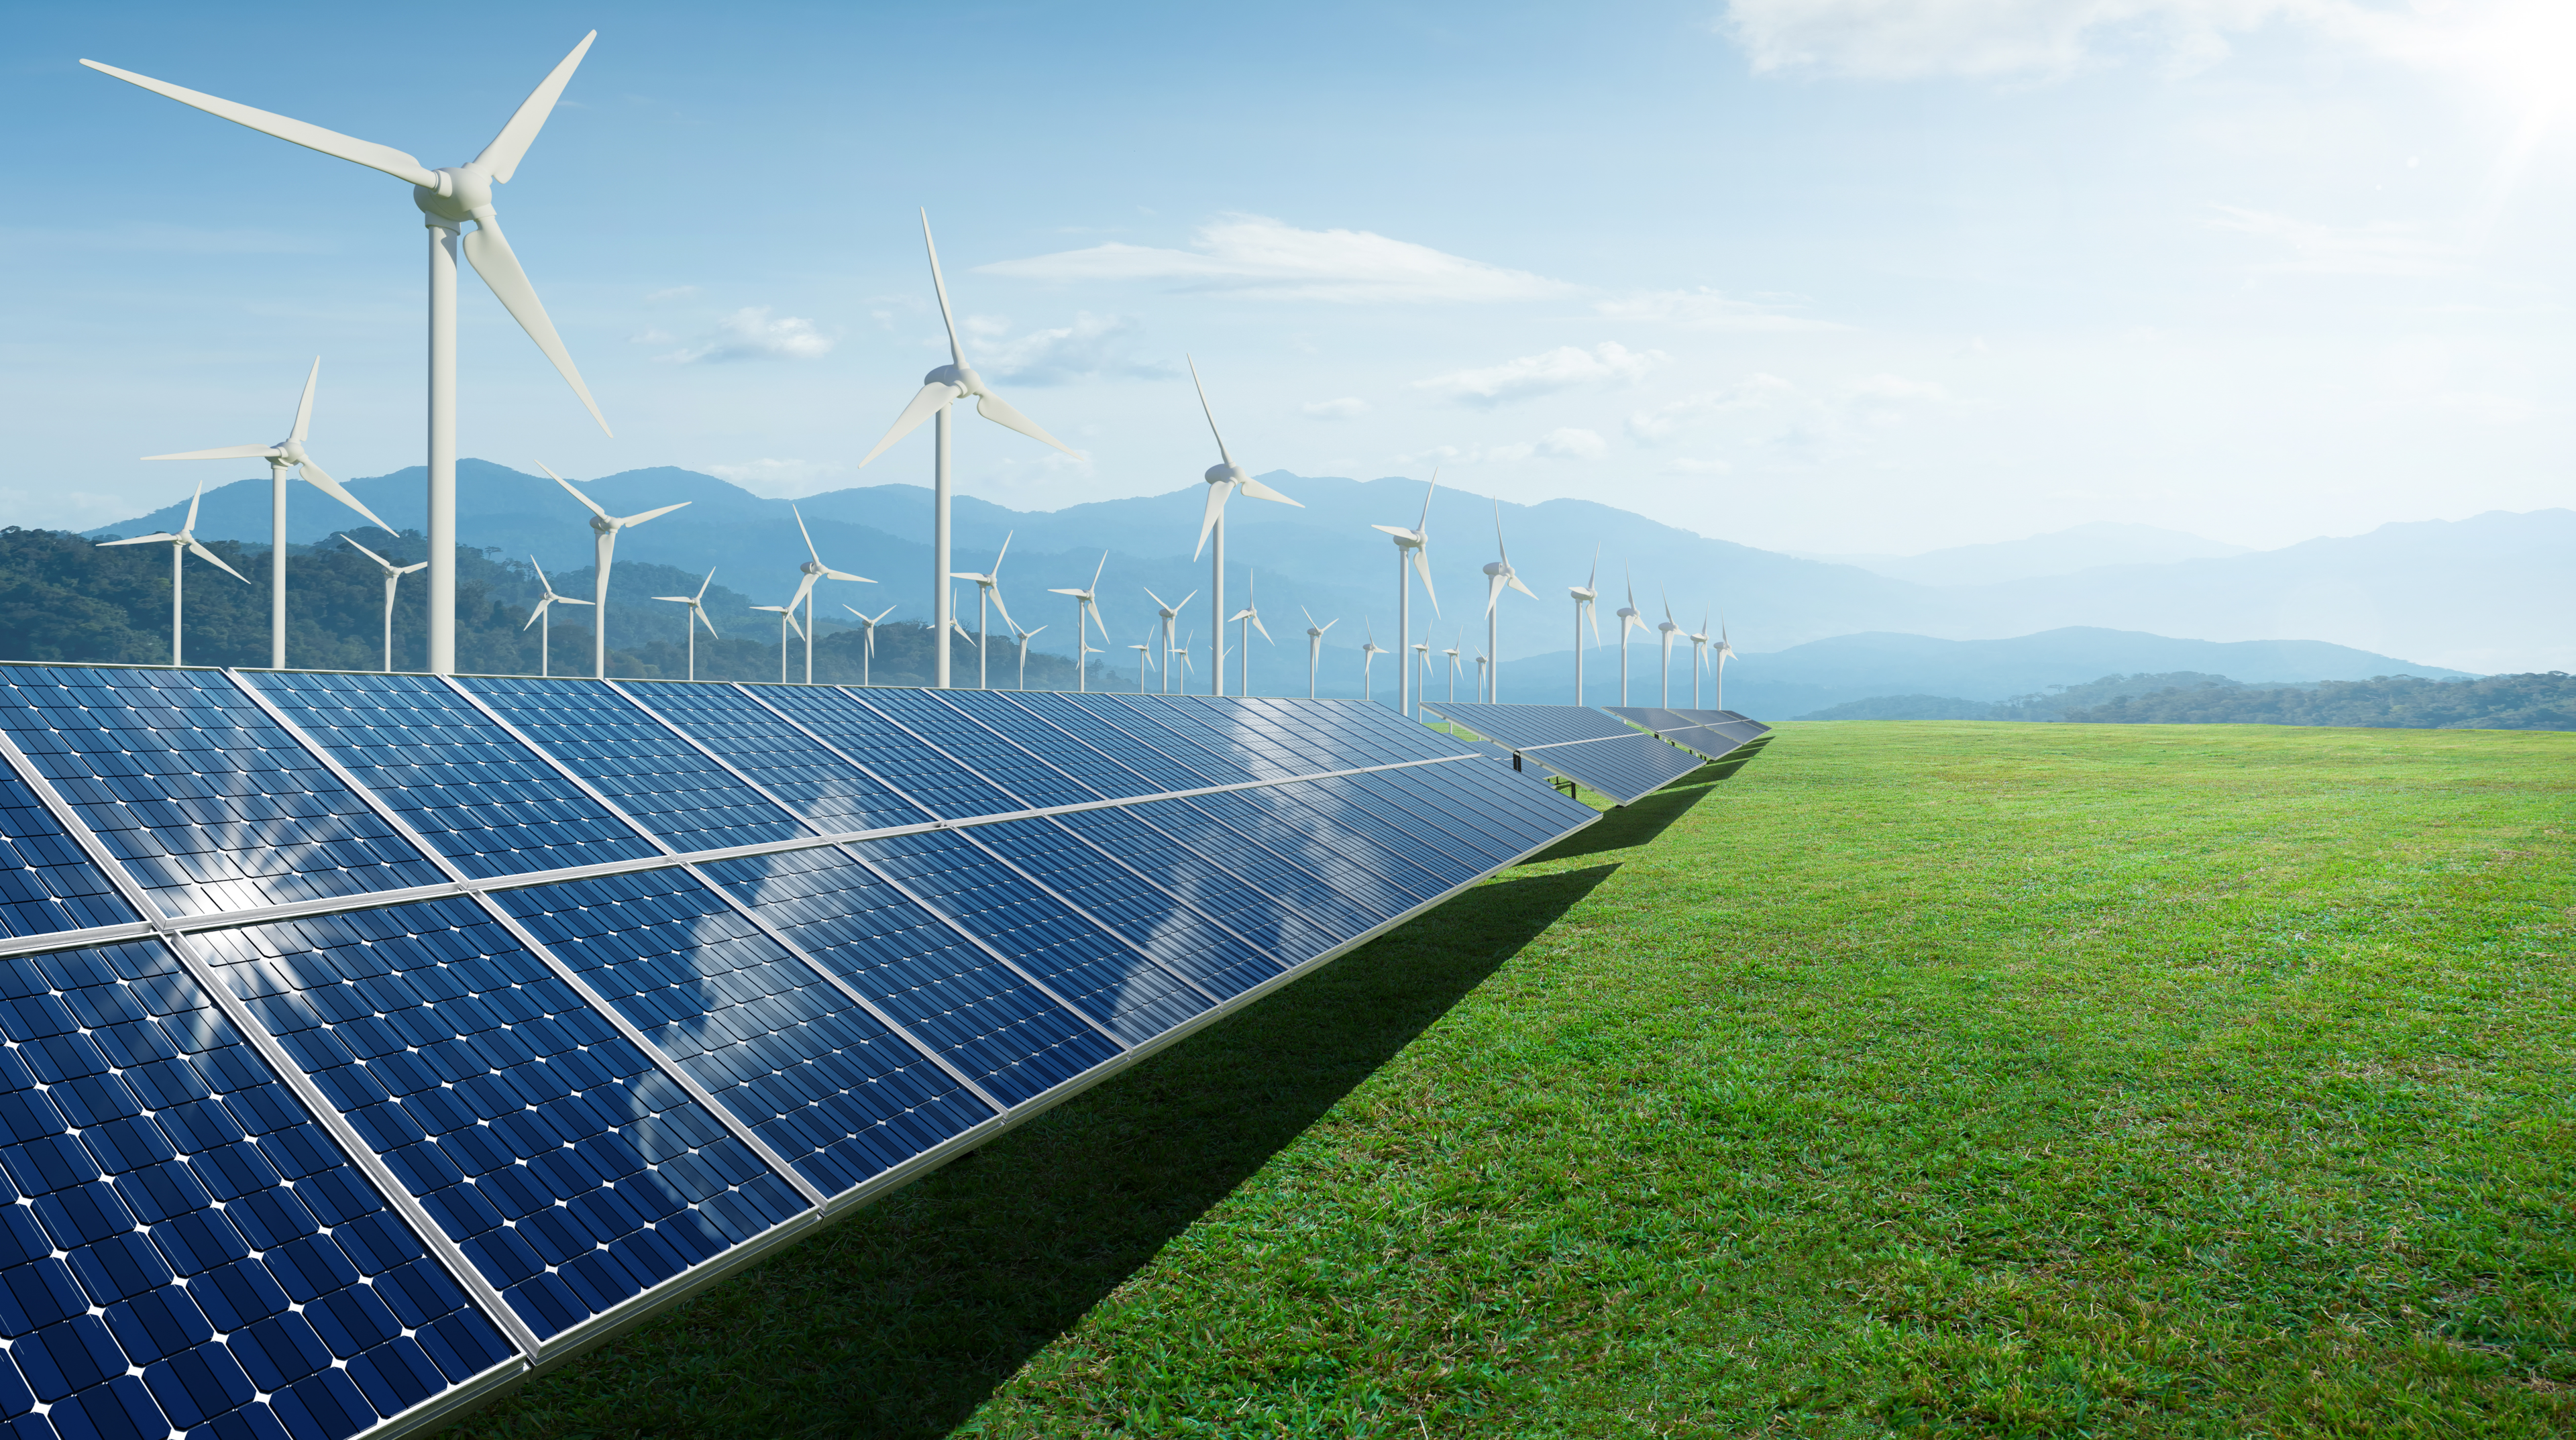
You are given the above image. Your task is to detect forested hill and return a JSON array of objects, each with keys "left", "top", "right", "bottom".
[
  {"left": 0, "top": 526, "right": 1104, "bottom": 688},
  {"left": 1799, "top": 670, "right": 2575, "bottom": 730}
]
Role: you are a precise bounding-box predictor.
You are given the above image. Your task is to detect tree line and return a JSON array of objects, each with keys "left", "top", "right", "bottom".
[{"left": 1799, "top": 669, "right": 2574, "bottom": 730}]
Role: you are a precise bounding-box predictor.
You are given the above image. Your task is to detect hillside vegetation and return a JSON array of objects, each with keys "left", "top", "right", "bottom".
[{"left": 1804, "top": 669, "right": 2576, "bottom": 730}]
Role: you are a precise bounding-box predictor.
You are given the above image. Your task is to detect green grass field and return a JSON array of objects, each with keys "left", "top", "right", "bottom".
[{"left": 458, "top": 722, "right": 2575, "bottom": 1438}]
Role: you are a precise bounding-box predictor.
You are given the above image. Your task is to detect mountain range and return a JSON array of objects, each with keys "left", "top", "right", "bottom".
[{"left": 92, "top": 464, "right": 2567, "bottom": 696}]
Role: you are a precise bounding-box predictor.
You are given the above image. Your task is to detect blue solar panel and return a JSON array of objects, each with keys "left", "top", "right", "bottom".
[
  {"left": 852, "top": 830, "right": 1212, "bottom": 1046},
  {"left": 0, "top": 759, "right": 136, "bottom": 940},
  {"left": 1423, "top": 702, "right": 1635, "bottom": 751},
  {"left": 694, "top": 846, "right": 1115, "bottom": 1108},
  {"left": 191, "top": 897, "right": 802, "bottom": 1341},
  {"left": 753, "top": 688, "right": 1021, "bottom": 820},
  {"left": 490, "top": 871, "right": 991, "bottom": 1198},
  {"left": 849, "top": 689, "right": 1100, "bottom": 810},
  {"left": 244, "top": 673, "right": 660, "bottom": 881},
  {"left": 1054, "top": 695, "right": 1265, "bottom": 786},
  {"left": 615, "top": 683, "right": 925, "bottom": 835},
  {"left": 1423, "top": 702, "right": 1709, "bottom": 806},
  {"left": 0, "top": 936, "right": 516, "bottom": 1440},
  {"left": 996, "top": 692, "right": 1213, "bottom": 794},
  {"left": 456, "top": 677, "right": 807, "bottom": 852},
  {"left": 1051, "top": 803, "right": 1351, "bottom": 960},
  {"left": 0, "top": 667, "right": 445, "bottom": 917},
  {"left": 965, "top": 818, "right": 1281, "bottom": 1001},
  {"left": 942, "top": 691, "right": 1169, "bottom": 801}
]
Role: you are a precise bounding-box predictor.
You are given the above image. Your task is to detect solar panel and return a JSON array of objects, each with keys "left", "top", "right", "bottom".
[
  {"left": 1601, "top": 706, "right": 1752, "bottom": 761},
  {"left": 1421, "top": 702, "right": 1710, "bottom": 806},
  {"left": 0, "top": 664, "right": 1599, "bottom": 1435}
]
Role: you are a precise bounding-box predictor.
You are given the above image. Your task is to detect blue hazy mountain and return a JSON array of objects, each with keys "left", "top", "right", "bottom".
[{"left": 1796, "top": 521, "right": 2252, "bottom": 585}]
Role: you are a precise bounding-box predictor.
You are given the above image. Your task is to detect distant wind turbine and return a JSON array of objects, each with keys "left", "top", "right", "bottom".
[
  {"left": 140, "top": 356, "right": 392, "bottom": 669},
  {"left": 96, "top": 482, "right": 248, "bottom": 667},
  {"left": 1444, "top": 627, "right": 1465, "bottom": 702},
  {"left": 1228, "top": 570, "right": 1273, "bottom": 697},
  {"left": 1010, "top": 621, "right": 1047, "bottom": 689},
  {"left": 857, "top": 210, "right": 1071, "bottom": 688},
  {"left": 1046, "top": 551, "right": 1113, "bottom": 692},
  {"left": 1128, "top": 632, "right": 1157, "bottom": 693},
  {"left": 522, "top": 557, "right": 590, "bottom": 678},
  {"left": 787, "top": 505, "right": 871, "bottom": 683},
  {"left": 751, "top": 602, "right": 802, "bottom": 684},
  {"left": 1475, "top": 645, "right": 1490, "bottom": 703},
  {"left": 1567, "top": 545, "right": 1601, "bottom": 706},
  {"left": 843, "top": 604, "right": 897, "bottom": 685},
  {"left": 340, "top": 537, "right": 425, "bottom": 673},
  {"left": 1360, "top": 620, "right": 1387, "bottom": 705},
  {"left": 1187, "top": 357, "right": 1302, "bottom": 693},
  {"left": 1300, "top": 607, "right": 1337, "bottom": 699},
  {"left": 1658, "top": 588, "right": 1684, "bottom": 707},
  {"left": 1144, "top": 587, "right": 1194, "bottom": 696},
  {"left": 951, "top": 533, "right": 1015, "bottom": 689},
  {"left": 1368, "top": 471, "right": 1438, "bottom": 720},
  {"left": 85, "top": 35, "right": 614, "bottom": 674},
  {"left": 1686, "top": 609, "right": 1711, "bottom": 708},
  {"left": 1481, "top": 500, "right": 1537, "bottom": 704},
  {"left": 1711, "top": 619, "right": 1738, "bottom": 710},
  {"left": 546, "top": 465, "right": 687, "bottom": 679},
  {"left": 1614, "top": 568, "right": 1647, "bottom": 706},
  {"left": 653, "top": 567, "right": 720, "bottom": 681}
]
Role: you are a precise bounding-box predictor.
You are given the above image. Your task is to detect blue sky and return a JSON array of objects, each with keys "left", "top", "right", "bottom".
[{"left": 5, "top": 0, "right": 2568, "bottom": 555}]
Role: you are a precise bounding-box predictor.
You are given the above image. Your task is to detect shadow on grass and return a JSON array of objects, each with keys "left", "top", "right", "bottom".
[
  {"left": 462, "top": 863, "right": 1623, "bottom": 1440},
  {"left": 1531, "top": 737, "right": 1772, "bottom": 863}
]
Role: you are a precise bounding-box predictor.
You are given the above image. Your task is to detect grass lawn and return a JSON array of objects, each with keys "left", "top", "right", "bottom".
[{"left": 458, "top": 722, "right": 2575, "bottom": 1438}]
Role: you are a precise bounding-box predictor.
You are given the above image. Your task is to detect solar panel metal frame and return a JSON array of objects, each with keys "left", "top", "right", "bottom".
[
  {"left": 0, "top": 663, "right": 1599, "bottom": 1437},
  {"left": 1420, "top": 701, "right": 1709, "bottom": 806},
  {"left": 1601, "top": 705, "right": 1756, "bottom": 762}
]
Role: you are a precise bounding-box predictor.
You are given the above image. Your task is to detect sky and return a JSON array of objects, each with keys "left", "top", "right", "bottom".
[{"left": 4, "top": 0, "right": 2569, "bottom": 557}]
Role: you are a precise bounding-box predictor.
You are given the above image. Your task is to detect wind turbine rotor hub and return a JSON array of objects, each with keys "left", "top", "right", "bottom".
[
  {"left": 802, "top": 560, "right": 824, "bottom": 577},
  {"left": 276, "top": 439, "right": 308, "bottom": 466},
  {"left": 412, "top": 165, "right": 490, "bottom": 225},
  {"left": 1482, "top": 561, "right": 1505, "bottom": 577},
  {"left": 588, "top": 514, "right": 616, "bottom": 535},
  {"left": 1205, "top": 463, "right": 1250, "bottom": 486},
  {"left": 923, "top": 362, "right": 981, "bottom": 396}
]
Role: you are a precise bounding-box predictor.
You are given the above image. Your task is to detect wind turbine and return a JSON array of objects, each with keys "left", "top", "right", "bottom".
[
  {"left": 784, "top": 505, "right": 871, "bottom": 683},
  {"left": 843, "top": 604, "right": 897, "bottom": 686},
  {"left": 1144, "top": 588, "right": 1194, "bottom": 696},
  {"left": 1481, "top": 500, "right": 1538, "bottom": 704},
  {"left": 1187, "top": 357, "right": 1302, "bottom": 694},
  {"left": 1686, "top": 609, "right": 1711, "bottom": 708},
  {"left": 1614, "top": 569, "right": 1648, "bottom": 706},
  {"left": 1047, "top": 551, "right": 1113, "bottom": 694},
  {"left": 1010, "top": 622, "right": 1048, "bottom": 689},
  {"left": 945, "top": 586, "right": 980, "bottom": 675},
  {"left": 1444, "top": 627, "right": 1465, "bottom": 702},
  {"left": 653, "top": 567, "right": 720, "bottom": 682},
  {"left": 857, "top": 211, "right": 1072, "bottom": 688},
  {"left": 1175, "top": 631, "right": 1197, "bottom": 688},
  {"left": 85, "top": 36, "right": 612, "bottom": 675},
  {"left": 751, "top": 602, "right": 803, "bottom": 684},
  {"left": 523, "top": 557, "right": 590, "bottom": 678},
  {"left": 1228, "top": 570, "right": 1273, "bottom": 697},
  {"left": 1475, "top": 646, "right": 1491, "bottom": 703},
  {"left": 1711, "top": 619, "right": 1738, "bottom": 710},
  {"left": 546, "top": 465, "right": 687, "bottom": 680},
  {"left": 1300, "top": 608, "right": 1337, "bottom": 700},
  {"left": 1658, "top": 588, "right": 1684, "bottom": 707},
  {"left": 951, "top": 533, "right": 1015, "bottom": 689},
  {"left": 140, "top": 357, "right": 393, "bottom": 669},
  {"left": 97, "top": 483, "right": 248, "bottom": 667},
  {"left": 1413, "top": 634, "right": 1433, "bottom": 704},
  {"left": 1368, "top": 472, "right": 1438, "bottom": 720},
  {"left": 1567, "top": 545, "right": 1601, "bottom": 706},
  {"left": 340, "top": 537, "right": 426, "bottom": 673},
  {"left": 1128, "top": 633, "right": 1157, "bottom": 693},
  {"left": 1360, "top": 621, "right": 1387, "bottom": 705}
]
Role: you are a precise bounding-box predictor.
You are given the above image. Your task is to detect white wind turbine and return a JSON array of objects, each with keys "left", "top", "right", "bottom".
[
  {"left": 786, "top": 505, "right": 872, "bottom": 683},
  {"left": 1613, "top": 569, "right": 1648, "bottom": 706},
  {"left": 97, "top": 483, "right": 248, "bottom": 667},
  {"left": 1009, "top": 621, "right": 1048, "bottom": 689},
  {"left": 1480, "top": 500, "right": 1538, "bottom": 704},
  {"left": 843, "top": 604, "right": 898, "bottom": 686},
  {"left": 522, "top": 557, "right": 591, "bottom": 678},
  {"left": 1187, "top": 357, "right": 1303, "bottom": 694},
  {"left": 86, "top": 36, "right": 612, "bottom": 676},
  {"left": 951, "top": 533, "right": 1016, "bottom": 689},
  {"left": 1144, "top": 587, "right": 1194, "bottom": 696},
  {"left": 1686, "top": 609, "right": 1713, "bottom": 708},
  {"left": 653, "top": 568, "right": 720, "bottom": 682},
  {"left": 1360, "top": 621, "right": 1387, "bottom": 705},
  {"left": 1300, "top": 608, "right": 1337, "bottom": 700},
  {"left": 545, "top": 466, "right": 688, "bottom": 680},
  {"left": 945, "top": 586, "right": 980, "bottom": 675},
  {"left": 1476, "top": 645, "right": 1491, "bottom": 702},
  {"left": 1227, "top": 570, "right": 1273, "bottom": 697},
  {"left": 1175, "top": 631, "right": 1197, "bottom": 689},
  {"left": 1444, "top": 628, "right": 1465, "bottom": 702},
  {"left": 1128, "top": 632, "right": 1157, "bottom": 693},
  {"left": 341, "top": 537, "right": 426, "bottom": 673},
  {"left": 1413, "top": 634, "right": 1433, "bottom": 702},
  {"left": 858, "top": 211, "right": 1072, "bottom": 689},
  {"left": 1711, "top": 619, "right": 1739, "bottom": 710},
  {"left": 1567, "top": 545, "right": 1601, "bottom": 706},
  {"left": 1368, "top": 472, "right": 1439, "bottom": 720},
  {"left": 1658, "top": 588, "right": 1684, "bottom": 707},
  {"left": 751, "top": 602, "right": 803, "bottom": 684},
  {"left": 141, "top": 357, "right": 394, "bottom": 669},
  {"left": 1046, "top": 551, "right": 1113, "bottom": 694}
]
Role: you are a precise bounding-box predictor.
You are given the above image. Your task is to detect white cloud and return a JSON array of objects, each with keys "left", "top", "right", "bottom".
[
  {"left": 966, "top": 312, "right": 1175, "bottom": 385},
  {"left": 1595, "top": 287, "right": 1845, "bottom": 331},
  {"left": 2206, "top": 206, "right": 2462, "bottom": 276},
  {"left": 1303, "top": 397, "right": 1371, "bottom": 420},
  {"left": 1625, "top": 374, "right": 1803, "bottom": 442},
  {"left": 1398, "top": 427, "right": 1611, "bottom": 466},
  {"left": 1536, "top": 427, "right": 1609, "bottom": 459},
  {"left": 1417, "top": 343, "right": 1665, "bottom": 408},
  {"left": 1721, "top": 0, "right": 2338, "bottom": 79},
  {"left": 661, "top": 307, "right": 835, "bottom": 364},
  {"left": 978, "top": 213, "right": 1576, "bottom": 303}
]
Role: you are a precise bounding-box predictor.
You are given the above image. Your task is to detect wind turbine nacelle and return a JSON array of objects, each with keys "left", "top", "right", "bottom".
[
  {"left": 413, "top": 166, "right": 492, "bottom": 225},
  {"left": 1205, "top": 463, "right": 1248, "bottom": 486},
  {"left": 1481, "top": 562, "right": 1505, "bottom": 577},
  {"left": 924, "top": 362, "right": 981, "bottom": 396},
  {"left": 588, "top": 514, "right": 616, "bottom": 535},
  {"left": 275, "top": 440, "right": 310, "bottom": 467}
]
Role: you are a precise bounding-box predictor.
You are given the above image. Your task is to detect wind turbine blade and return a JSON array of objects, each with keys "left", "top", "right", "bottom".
[
  {"left": 1369, "top": 524, "right": 1414, "bottom": 539},
  {"left": 788, "top": 572, "right": 820, "bottom": 615},
  {"left": 697, "top": 567, "right": 717, "bottom": 600},
  {"left": 697, "top": 607, "right": 720, "bottom": 639},
  {"left": 825, "top": 568, "right": 872, "bottom": 584},
  {"left": 396, "top": 561, "right": 427, "bottom": 576},
  {"left": 294, "top": 458, "right": 395, "bottom": 533},
  {"left": 97, "top": 533, "right": 178, "bottom": 547},
  {"left": 795, "top": 504, "right": 822, "bottom": 565},
  {"left": 1238, "top": 476, "right": 1302, "bottom": 506},
  {"left": 860, "top": 382, "right": 959, "bottom": 467},
  {"left": 341, "top": 535, "right": 392, "bottom": 568},
  {"left": 974, "top": 391, "right": 1074, "bottom": 454},
  {"left": 1485, "top": 571, "right": 1504, "bottom": 616},
  {"left": 920, "top": 210, "right": 965, "bottom": 366},
  {"left": 142, "top": 443, "right": 278, "bottom": 460},
  {"left": 1417, "top": 469, "right": 1438, "bottom": 531},
  {"left": 1252, "top": 615, "right": 1273, "bottom": 643},
  {"left": 1090, "top": 549, "right": 1108, "bottom": 592},
  {"left": 1143, "top": 588, "right": 1171, "bottom": 612},
  {"left": 651, "top": 595, "right": 692, "bottom": 603},
  {"left": 187, "top": 541, "right": 250, "bottom": 583},
  {"left": 1415, "top": 549, "right": 1438, "bottom": 615},
  {"left": 77, "top": 60, "right": 440, "bottom": 186},
  {"left": 1588, "top": 544, "right": 1599, "bottom": 590},
  {"left": 623, "top": 501, "right": 690, "bottom": 527},
  {"left": 549, "top": 470, "right": 612, "bottom": 520},
  {"left": 1185, "top": 355, "right": 1234, "bottom": 467},
  {"left": 472, "top": 32, "right": 595, "bottom": 184},
  {"left": 290, "top": 355, "right": 320, "bottom": 444},
  {"left": 1320, "top": 618, "right": 1338, "bottom": 634},
  {"left": 1508, "top": 573, "right": 1538, "bottom": 599},
  {"left": 461, "top": 216, "right": 612, "bottom": 435},
  {"left": 1177, "top": 590, "right": 1198, "bottom": 610},
  {"left": 991, "top": 531, "right": 1012, "bottom": 575},
  {"left": 1193, "top": 480, "right": 1230, "bottom": 561},
  {"left": 182, "top": 484, "right": 203, "bottom": 535},
  {"left": 989, "top": 589, "right": 1017, "bottom": 632},
  {"left": 525, "top": 597, "right": 549, "bottom": 630}
]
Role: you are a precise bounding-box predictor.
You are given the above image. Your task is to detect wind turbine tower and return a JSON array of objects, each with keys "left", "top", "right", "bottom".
[
  {"left": 97, "top": 484, "right": 248, "bottom": 667},
  {"left": 1228, "top": 570, "right": 1273, "bottom": 696},
  {"left": 1047, "top": 552, "right": 1112, "bottom": 692},
  {"left": 548, "top": 467, "right": 686, "bottom": 679},
  {"left": 1360, "top": 622, "right": 1387, "bottom": 704},
  {"left": 1187, "top": 359, "right": 1302, "bottom": 693},
  {"left": 341, "top": 537, "right": 426, "bottom": 673},
  {"left": 653, "top": 569, "right": 720, "bottom": 681},
  {"left": 522, "top": 557, "right": 590, "bottom": 678},
  {"left": 1480, "top": 500, "right": 1537, "bottom": 703},
  {"left": 1614, "top": 569, "right": 1647, "bottom": 706},
  {"left": 1566, "top": 546, "right": 1600, "bottom": 706},
  {"left": 1300, "top": 608, "right": 1336, "bottom": 699},
  {"left": 843, "top": 604, "right": 897, "bottom": 686},
  {"left": 787, "top": 506, "right": 871, "bottom": 683},
  {"left": 1658, "top": 588, "right": 1683, "bottom": 707},
  {"left": 1369, "top": 473, "right": 1438, "bottom": 720},
  {"left": 1712, "top": 620, "right": 1738, "bottom": 710}
]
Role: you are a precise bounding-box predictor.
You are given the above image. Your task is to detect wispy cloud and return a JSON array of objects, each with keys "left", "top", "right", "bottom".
[
  {"left": 659, "top": 307, "right": 835, "bottom": 364},
  {"left": 1303, "top": 397, "right": 1371, "bottom": 420},
  {"left": 2206, "top": 205, "right": 2462, "bottom": 276},
  {"left": 704, "top": 457, "right": 847, "bottom": 495},
  {"left": 965, "top": 311, "right": 1175, "bottom": 385},
  {"left": 979, "top": 213, "right": 1576, "bottom": 303},
  {"left": 1399, "top": 427, "right": 1611, "bottom": 466},
  {"left": 1625, "top": 375, "right": 1803, "bottom": 442},
  {"left": 1416, "top": 343, "right": 1664, "bottom": 408},
  {"left": 1595, "top": 287, "right": 1845, "bottom": 331},
  {"left": 1720, "top": 0, "right": 2332, "bottom": 80}
]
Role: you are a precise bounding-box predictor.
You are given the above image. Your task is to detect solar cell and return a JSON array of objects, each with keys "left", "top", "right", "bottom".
[
  {"left": 612, "top": 681, "right": 926, "bottom": 834},
  {"left": 751, "top": 687, "right": 1020, "bottom": 820},
  {"left": 1423, "top": 702, "right": 1710, "bottom": 806},
  {"left": 243, "top": 673, "right": 660, "bottom": 880},
  {"left": 0, "top": 936, "right": 516, "bottom": 1440},
  {"left": 0, "top": 757, "right": 137, "bottom": 942},
  {"left": 0, "top": 667, "right": 445, "bottom": 916},
  {"left": 965, "top": 818, "right": 1282, "bottom": 1000},
  {"left": 455, "top": 677, "right": 806, "bottom": 851},
  {"left": 1601, "top": 706, "right": 1749, "bottom": 761}
]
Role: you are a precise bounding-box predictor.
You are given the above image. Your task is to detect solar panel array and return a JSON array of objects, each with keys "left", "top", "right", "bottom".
[
  {"left": 0, "top": 665, "right": 1600, "bottom": 1440},
  {"left": 1424, "top": 702, "right": 1761, "bottom": 805},
  {"left": 1600, "top": 706, "right": 1771, "bottom": 762}
]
